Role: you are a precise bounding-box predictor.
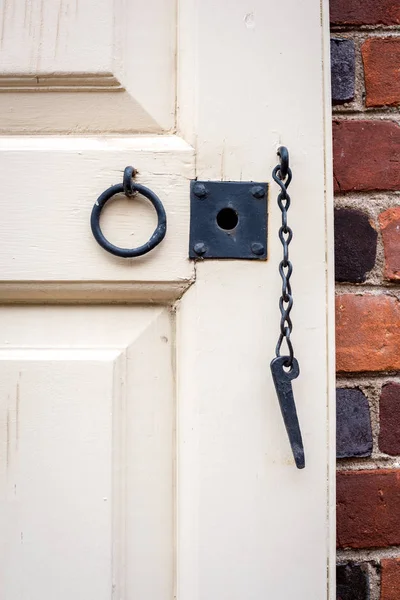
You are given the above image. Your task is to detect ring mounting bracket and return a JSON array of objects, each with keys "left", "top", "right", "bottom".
[{"left": 189, "top": 180, "right": 268, "bottom": 260}]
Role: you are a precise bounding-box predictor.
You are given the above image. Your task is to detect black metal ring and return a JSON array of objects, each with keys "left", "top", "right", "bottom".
[
  {"left": 277, "top": 146, "right": 289, "bottom": 180},
  {"left": 90, "top": 182, "right": 167, "bottom": 258}
]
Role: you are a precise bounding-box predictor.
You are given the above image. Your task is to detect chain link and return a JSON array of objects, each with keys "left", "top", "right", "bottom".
[{"left": 272, "top": 150, "right": 295, "bottom": 368}]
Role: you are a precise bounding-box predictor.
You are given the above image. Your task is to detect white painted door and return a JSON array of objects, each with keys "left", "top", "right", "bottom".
[{"left": 0, "top": 2, "right": 335, "bottom": 600}]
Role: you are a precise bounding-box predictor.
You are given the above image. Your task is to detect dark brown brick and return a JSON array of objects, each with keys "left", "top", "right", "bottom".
[
  {"left": 337, "top": 563, "right": 369, "bottom": 600},
  {"left": 333, "top": 121, "right": 400, "bottom": 192},
  {"left": 337, "top": 389, "right": 372, "bottom": 458},
  {"left": 337, "top": 470, "right": 400, "bottom": 549},
  {"left": 336, "top": 295, "right": 400, "bottom": 373},
  {"left": 331, "top": 38, "right": 355, "bottom": 105},
  {"left": 330, "top": 0, "right": 400, "bottom": 26},
  {"left": 379, "top": 383, "right": 400, "bottom": 455},
  {"left": 362, "top": 38, "right": 400, "bottom": 108},
  {"left": 334, "top": 208, "right": 377, "bottom": 283}
]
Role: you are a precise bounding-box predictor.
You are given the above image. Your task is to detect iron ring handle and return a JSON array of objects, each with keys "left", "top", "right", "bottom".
[{"left": 90, "top": 180, "right": 167, "bottom": 258}]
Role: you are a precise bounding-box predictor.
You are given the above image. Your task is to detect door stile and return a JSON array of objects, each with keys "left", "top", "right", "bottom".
[{"left": 176, "top": 0, "right": 335, "bottom": 598}]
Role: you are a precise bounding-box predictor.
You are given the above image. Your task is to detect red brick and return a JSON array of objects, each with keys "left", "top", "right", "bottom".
[
  {"left": 330, "top": 0, "right": 400, "bottom": 26},
  {"left": 379, "top": 207, "right": 400, "bottom": 281},
  {"left": 333, "top": 121, "right": 400, "bottom": 192},
  {"left": 337, "top": 470, "right": 400, "bottom": 549},
  {"left": 336, "top": 294, "right": 400, "bottom": 373},
  {"left": 381, "top": 559, "right": 400, "bottom": 600},
  {"left": 362, "top": 38, "right": 400, "bottom": 107},
  {"left": 379, "top": 383, "right": 400, "bottom": 455}
]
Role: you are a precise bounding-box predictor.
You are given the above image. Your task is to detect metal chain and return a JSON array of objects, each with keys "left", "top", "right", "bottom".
[{"left": 272, "top": 147, "right": 295, "bottom": 368}]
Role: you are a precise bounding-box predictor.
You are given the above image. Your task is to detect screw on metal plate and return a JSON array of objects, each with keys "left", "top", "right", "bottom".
[
  {"left": 251, "top": 185, "right": 266, "bottom": 199},
  {"left": 251, "top": 242, "right": 265, "bottom": 256},
  {"left": 189, "top": 180, "right": 268, "bottom": 260},
  {"left": 193, "top": 183, "right": 208, "bottom": 199},
  {"left": 193, "top": 242, "right": 207, "bottom": 256}
]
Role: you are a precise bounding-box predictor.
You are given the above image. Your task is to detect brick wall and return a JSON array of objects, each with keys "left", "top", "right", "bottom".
[{"left": 331, "top": 2, "right": 400, "bottom": 599}]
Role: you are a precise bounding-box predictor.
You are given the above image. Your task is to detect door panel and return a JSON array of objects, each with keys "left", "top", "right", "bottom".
[
  {"left": 0, "top": 0, "right": 176, "bottom": 132},
  {"left": 0, "top": 136, "right": 194, "bottom": 297},
  {"left": 0, "top": 307, "right": 174, "bottom": 600}
]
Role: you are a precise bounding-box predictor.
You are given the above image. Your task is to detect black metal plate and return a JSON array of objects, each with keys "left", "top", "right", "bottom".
[{"left": 189, "top": 180, "right": 268, "bottom": 259}]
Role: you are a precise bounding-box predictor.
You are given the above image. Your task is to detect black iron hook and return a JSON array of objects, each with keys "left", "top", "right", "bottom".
[{"left": 277, "top": 146, "right": 289, "bottom": 181}]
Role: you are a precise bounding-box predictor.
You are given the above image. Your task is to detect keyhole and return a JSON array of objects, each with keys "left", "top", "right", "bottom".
[{"left": 216, "top": 207, "right": 238, "bottom": 231}]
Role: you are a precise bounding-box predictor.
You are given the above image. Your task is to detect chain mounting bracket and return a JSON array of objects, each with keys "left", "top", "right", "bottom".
[{"left": 189, "top": 180, "right": 268, "bottom": 260}]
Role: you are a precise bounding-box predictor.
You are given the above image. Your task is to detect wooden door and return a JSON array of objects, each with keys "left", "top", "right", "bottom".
[{"left": 0, "top": 2, "right": 335, "bottom": 599}]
